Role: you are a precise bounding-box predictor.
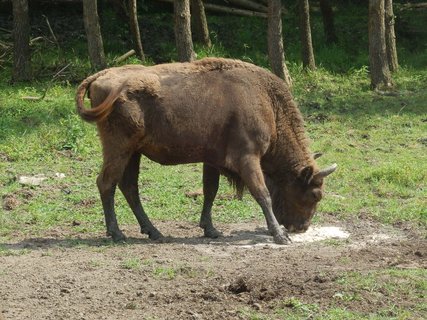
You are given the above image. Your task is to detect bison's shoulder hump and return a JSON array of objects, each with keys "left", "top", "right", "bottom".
[{"left": 194, "top": 57, "right": 266, "bottom": 74}]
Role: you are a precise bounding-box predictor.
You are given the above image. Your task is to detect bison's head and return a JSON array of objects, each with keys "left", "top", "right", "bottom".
[{"left": 267, "top": 162, "right": 337, "bottom": 233}]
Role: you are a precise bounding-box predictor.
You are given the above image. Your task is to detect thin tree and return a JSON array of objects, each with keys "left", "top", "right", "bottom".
[
  {"left": 191, "top": 0, "right": 211, "bottom": 48},
  {"left": 385, "top": 0, "right": 398, "bottom": 71},
  {"left": 267, "top": 0, "right": 292, "bottom": 87},
  {"left": 12, "top": 0, "right": 31, "bottom": 81},
  {"left": 319, "top": 0, "right": 338, "bottom": 44},
  {"left": 299, "top": 0, "right": 316, "bottom": 70},
  {"left": 128, "top": 0, "right": 145, "bottom": 61},
  {"left": 369, "top": 0, "right": 392, "bottom": 89},
  {"left": 174, "top": 0, "right": 195, "bottom": 62},
  {"left": 83, "top": 0, "right": 106, "bottom": 70}
]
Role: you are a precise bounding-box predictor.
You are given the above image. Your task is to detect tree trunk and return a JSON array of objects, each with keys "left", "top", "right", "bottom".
[
  {"left": 82, "top": 0, "right": 106, "bottom": 70},
  {"left": 267, "top": 0, "right": 292, "bottom": 87},
  {"left": 191, "top": 0, "right": 211, "bottom": 48},
  {"left": 299, "top": 0, "right": 316, "bottom": 70},
  {"left": 128, "top": 0, "right": 145, "bottom": 61},
  {"left": 369, "top": 0, "right": 392, "bottom": 89},
  {"left": 319, "top": 0, "right": 337, "bottom": 44},
  {"left": 174, "top": 0, "right": 195, "bottom": 62},
  {"left": 384, "top": 0, "right": 398, "bottom": 72},
  {"left": 12, "top": 0, "right": 31, "bottom": 81}
]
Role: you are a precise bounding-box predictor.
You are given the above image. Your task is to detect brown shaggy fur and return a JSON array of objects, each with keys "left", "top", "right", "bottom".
[{"left": 76, "top": 58, "right": 336, "bottom": 244}]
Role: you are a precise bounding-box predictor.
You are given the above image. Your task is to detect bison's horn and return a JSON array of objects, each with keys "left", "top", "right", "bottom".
[
  {"left": 315, "top": 163, "right": 337, "bottom": 179},
  {"left": 313, "top": 152, "right": 323, "bottom": 159}
]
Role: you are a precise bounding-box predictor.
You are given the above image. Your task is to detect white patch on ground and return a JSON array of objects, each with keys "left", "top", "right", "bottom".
[
  {"left": 185, "top": 222, "right": 405, "bottom": 256},
  {"left": 235, "top": 226, "right": 351, "bottom": 249},
  {"left": 349, "top": 233, "right": 399, "bottom": 250},
  {"left": 17, "top": 173, "right": 66, "bottom": 186},
  {"left": 54, "top": 172, "right": 66, "bottom": 179},
  {"left": 368, "top": 233, "right": 392, "bottom": 242},
  {"left": 291, "top": 226, "right": 350, "bottom": 243},
  {"left": 18, "top": 174, "right": 47, "bottom": 186}
]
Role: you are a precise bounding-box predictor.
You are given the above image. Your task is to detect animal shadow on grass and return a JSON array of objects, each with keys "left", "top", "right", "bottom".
[{"left": 0, "top": 226, "right": 276, "bottom": 252}]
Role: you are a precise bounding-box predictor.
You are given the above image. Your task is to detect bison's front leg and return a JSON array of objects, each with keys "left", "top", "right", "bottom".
[
  {"left": 199, "top": 164, "right": 222, "bottom": 238},
  {"left": 239, "top": 156, "right": 291, "bottom": 245}
]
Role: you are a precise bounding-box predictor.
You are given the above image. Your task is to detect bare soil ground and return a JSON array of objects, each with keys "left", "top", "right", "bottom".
[{"left": 0, "top": 216, "right": 426, "bottom": 320}]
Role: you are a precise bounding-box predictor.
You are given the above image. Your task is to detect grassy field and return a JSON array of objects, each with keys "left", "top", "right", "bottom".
[
  {"left": 1, "top": 64, "right": 426, "bottom": 240},
  {"left": 0, "top": 4, "right": 426, "bottom": 319}
]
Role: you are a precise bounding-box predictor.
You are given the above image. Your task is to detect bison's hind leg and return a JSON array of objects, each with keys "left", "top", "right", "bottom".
[
  {"left": 118, "top": 153, "right": 163, "bottom": 240},
  {"left": 200, "top": 164, "right": 223, "bottom": 238},
  {"left": 97, "top": 156, "right": 130, "bottom": 242}
]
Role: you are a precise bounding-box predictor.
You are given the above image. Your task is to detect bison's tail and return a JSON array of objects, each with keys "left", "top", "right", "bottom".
[
  {"left": 220, "top": 169, "right": 245, "bottom": 200},
  {"left": 75, "top": 69, "right": 123, "bottom": 123},
  {"left": 229, "top": 176, "right": 245, "bottom": 200}
]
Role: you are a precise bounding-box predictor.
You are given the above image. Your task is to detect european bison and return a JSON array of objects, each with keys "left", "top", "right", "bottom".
[{"left": 76, "top": 58, "right": 336, "bottom": 244}]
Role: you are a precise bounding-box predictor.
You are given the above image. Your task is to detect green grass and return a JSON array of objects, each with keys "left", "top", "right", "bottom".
[
  {"left": 0, "top": 245, "right": 30, "bottom": 257},
  {"left": 336, "top": 268, "right": 427, "bottom": 300},
  {"left": 152, "top": 266, "right": 177, "bottom": 280},
  {"left": 121, "top": 257, "right": 142, "bottom": 270},
  {"left": 294, "top": 68, "right": 427, "bottom": 226}
]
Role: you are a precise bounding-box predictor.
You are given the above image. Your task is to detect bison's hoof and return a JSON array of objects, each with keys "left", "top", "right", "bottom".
[
  {"left": 273, "top": 232, "right": 291, "bottom": 245},
  {"left": 110, "top": 231, "right": 127, "bottom": 243},
  {"left": 204, "top": 227, "right": 223, "bottom": 239},
  {"left": 148, "top": 229, "right": 164, "bottom": 241}
]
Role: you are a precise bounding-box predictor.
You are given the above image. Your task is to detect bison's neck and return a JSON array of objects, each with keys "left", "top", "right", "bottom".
[{"left": 262, "top": 97, "right": 314, "bottom": 180}]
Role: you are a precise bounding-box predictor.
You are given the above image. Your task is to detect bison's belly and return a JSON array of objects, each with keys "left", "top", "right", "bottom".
[
  {"left": 139, "top": 142, "right": 219, "bottom": 166},
  {"left": 138, "top": 122, "right": 227, "bottom": 165}
]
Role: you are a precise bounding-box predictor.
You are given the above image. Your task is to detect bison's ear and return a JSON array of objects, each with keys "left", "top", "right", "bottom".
[{"left": 299, "top": 166, "right": 314, "bottom": 185}]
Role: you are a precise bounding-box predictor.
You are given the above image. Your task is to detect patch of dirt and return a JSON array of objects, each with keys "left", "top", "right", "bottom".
[
  {"left": 2, "top": 194, "right": 20, "bottom": 211},
  {"left": 0, "top": 152, "right": 11, "bottom": 162},
  {"left": 2, "top": 189, "right": 35, "bottom": 211},
  {"left": 0, "top": 218, "right": 426, "bottom": 320}
]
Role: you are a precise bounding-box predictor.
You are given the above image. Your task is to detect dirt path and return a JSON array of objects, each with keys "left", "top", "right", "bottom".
[{"left": 0, "top": 218, "right": 425, "bottom": 320}]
